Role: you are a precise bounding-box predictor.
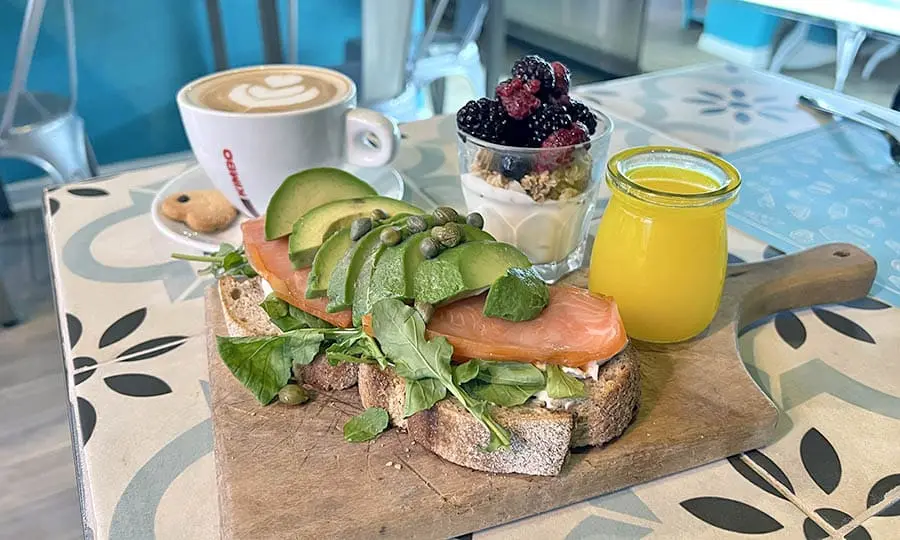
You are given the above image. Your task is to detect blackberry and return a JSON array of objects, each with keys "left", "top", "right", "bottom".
[
  {"left": 500, "top": 155, "right": 530, "bottom": 181},
  {"left": 525, "top": 103, "right": 572, "bottom": 147},
  {"left": 564, "top": 99, "right": 598, "bottom": 135},
  {"left": 550, "top": 61, "right": 570, "bottom": 97},
  {"left": 511, "top": 55, "right": 555, "bottom": 97},
  {"left": 456, "top": 98, "right": 512, "bottom": 145}
]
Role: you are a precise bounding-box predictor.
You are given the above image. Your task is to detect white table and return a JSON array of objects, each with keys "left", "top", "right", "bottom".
[{"left": 744, "top": 0, "right": 900, "bottom": 91}]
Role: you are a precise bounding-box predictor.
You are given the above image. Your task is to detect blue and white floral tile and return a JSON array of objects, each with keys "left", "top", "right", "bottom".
[
  {"left": 576, "top": 63, "right": 828, "bottom": 154},
  {"left": 70, "top": 313, "right": 216, "bottom": 540},
  {"left": 475, "top": 457, "right": 814, "bottom": 539}
]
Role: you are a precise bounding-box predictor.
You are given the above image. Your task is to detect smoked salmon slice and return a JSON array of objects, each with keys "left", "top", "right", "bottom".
[
  {"left": 362, "top": 287, "right": 627, "bottom": 368},
  {"left": 241, "top": 218, "right": 351, "bottom": 328},
  {"left": 243, "top": 217, "right": 628, "bottom": 367}
]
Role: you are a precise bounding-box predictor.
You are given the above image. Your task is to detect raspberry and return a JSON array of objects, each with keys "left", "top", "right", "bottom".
[
  {"left": 525, "top": 103, "right": 572, "bottom": 147},
  {"left": 511, "top": 55, "right": 555, "bottom": 97},
  {"left": 456, "top": 98, "right": 513, "bottom": 145},
  {"left": 542, "top": 122, "right": 589, "bottom": 148},
  {"left": 564, "top": 99, "right": 598, "bottom": 135},
  {"left": 496, "top": 78, "right": 541, "bottom": 120},
  {"left": 551, "top": 61, "right": 570, "bottom": 97},
  {"left": 536, "top": 122, "right": 589, "bottom": 172}
]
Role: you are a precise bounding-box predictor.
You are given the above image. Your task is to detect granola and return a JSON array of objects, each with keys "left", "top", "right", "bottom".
[{"left": 471, "top": 148, "right": 592, "bottom": 202}]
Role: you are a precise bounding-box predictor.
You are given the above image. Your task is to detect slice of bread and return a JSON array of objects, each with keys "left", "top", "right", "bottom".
[
  {"left": 217, "top": 276, "right": 358, "bottom": 391},
  {"left": 358, "top": 345, "right": 640, "bottom": 476}
]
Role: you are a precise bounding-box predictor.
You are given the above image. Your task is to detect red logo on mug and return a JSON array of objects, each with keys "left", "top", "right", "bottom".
[{"left": 222, "top": 148, "right": 258, "bottom": 216}]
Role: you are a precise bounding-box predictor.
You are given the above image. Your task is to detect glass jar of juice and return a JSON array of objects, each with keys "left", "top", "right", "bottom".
[{"left": 589, "top": 146, "right": 741, "bottom": 343}]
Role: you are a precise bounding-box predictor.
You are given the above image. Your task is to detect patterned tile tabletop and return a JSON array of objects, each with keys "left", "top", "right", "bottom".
[{"left": 43, "top": 63, "right": 899, "bottom": 539}]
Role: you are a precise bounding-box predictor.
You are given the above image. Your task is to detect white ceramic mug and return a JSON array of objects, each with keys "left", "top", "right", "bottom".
[{"left": 176, "top": 65, "right": 399, "bottom": 216}]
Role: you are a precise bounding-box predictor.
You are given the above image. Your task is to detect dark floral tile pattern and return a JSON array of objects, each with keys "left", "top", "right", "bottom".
[{"left": 681, "top": 429, "right": 900, "bottom": 538}]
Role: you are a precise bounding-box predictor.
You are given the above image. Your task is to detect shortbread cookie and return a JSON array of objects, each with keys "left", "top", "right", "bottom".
[{"left": 161, "top": 190, "right": 237, "bottom": 233}]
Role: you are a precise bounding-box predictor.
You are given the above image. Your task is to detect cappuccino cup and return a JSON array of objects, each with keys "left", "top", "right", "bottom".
[{"left": 177, "top": 65, "right": 399, "bottom": 216}]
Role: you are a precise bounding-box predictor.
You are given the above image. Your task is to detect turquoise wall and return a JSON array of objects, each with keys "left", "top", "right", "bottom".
[
  {"left": 0, "top": 0, "right": 368, "bottom": 182},
  {"left": 704, "top": 0, "right": 780, "bottom": 48}
]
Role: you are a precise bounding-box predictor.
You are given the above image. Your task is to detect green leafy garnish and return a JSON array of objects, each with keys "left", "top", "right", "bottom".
[
  {"left": 216, "top": 331, "right": 323, "bottom": 404},
  {"left": 370, "top": 299, "right": 511, "bottom": 450},
  {"left": 172, "top": 243, "right": 257, "bottom": 279},
  {"left": 475, "top": 361, "right": 544, "bottom": 386},
  {"left": 324, "top": 332, "right": 387, "bottom": 368},
  {"left": 546, "top": 364, "right": 586, "bottom": 399},
  {"left": 452, "top": 360, "right": 480, "bottom": 385},
  {"left": 483, "top": 268, "right": 549, "bottom": 321},
  {"left": 217, "top": 327, "right": 376, "bottom": 404},
  {"left": 343, "top": 407, "right": 389, "bottom": 442},
  {"left": 465, "top": 380, "right": 543, "bottom": 407},
  {"left": 260, "top": 293, "right": 333, "bottom": 332},
  {"left": 404, "top": 379, "right": 447, "bottom": 417}
]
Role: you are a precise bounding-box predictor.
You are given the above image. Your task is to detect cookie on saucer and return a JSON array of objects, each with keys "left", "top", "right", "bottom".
[{"left": 161, "top": 190, "right": 237, "bottom": 233}]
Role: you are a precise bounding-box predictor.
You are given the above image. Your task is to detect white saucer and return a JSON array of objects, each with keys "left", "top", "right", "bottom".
[{"left": 151, "top": 164, "right": 406, "bottom": 252}]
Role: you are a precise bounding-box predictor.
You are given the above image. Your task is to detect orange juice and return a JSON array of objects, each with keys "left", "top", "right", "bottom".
[{"left": 589, "top": 148, "right": 740, "bottom": 343}]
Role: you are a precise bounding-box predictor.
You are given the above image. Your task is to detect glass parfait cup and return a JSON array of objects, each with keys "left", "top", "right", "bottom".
[
  {"left": 589, "top": 146, "right": 742, "bottom": 343},
  {"left": 456, "top": 111, "right": 613, "bottom": 283}
]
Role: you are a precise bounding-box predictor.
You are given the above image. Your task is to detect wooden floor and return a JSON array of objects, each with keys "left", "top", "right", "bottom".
[{"left": 0, "top": 209, "right": 83, "bottom": 540}]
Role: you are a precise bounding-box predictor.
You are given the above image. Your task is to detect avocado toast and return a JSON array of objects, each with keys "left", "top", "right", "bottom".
[{"left": 198, "top": 167, "right": 639, "bottom": 476}]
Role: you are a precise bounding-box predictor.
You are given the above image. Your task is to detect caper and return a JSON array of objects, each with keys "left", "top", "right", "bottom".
[
  {"left": 432, "top": 206, "right": 458, "bottom": 225},
  {"left": 350, "top": 217, "right": 373, "bottom": 241},
  {"left": 466, "top": 212, "right": 484, "bottom": 229},
  {"left": 414, "top": 300, "right": 435, "bottom": 324},
  {"left": 380, "top": 226, "right": 402, "bottom": 246},
  {"left": 455, "top": 215, "right": 467, "bottom": 224},
  {"left": 278, "top": 384, "right": 309, "bottom": 405},
  {"left": 370, "top": 208, "right": 388, "bottom": 222},
  {"left": 406, "top": 214, "right": 428, "bottom": 234},
  {"left": 419, "top": 237, "right": 442, "bottom": 259},
  {"left": 432, "top": 222, "right": 462, "bottom": 248}
]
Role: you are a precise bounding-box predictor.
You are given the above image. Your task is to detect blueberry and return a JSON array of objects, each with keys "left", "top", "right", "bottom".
[{"left": 500, "top": 155, "right": 530, "bottom": 181}]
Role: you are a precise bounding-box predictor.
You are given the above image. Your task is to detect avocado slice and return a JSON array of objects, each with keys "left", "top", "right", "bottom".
[
  {"left": 265, "top": 168, "right": 377, "bottom": 240},
  {"left": 306, "top": 228, "right": 352, "bottom": 298},
  {"left": 414, "top": 241, "right": 531, "bottom": 305},
  {"left": 307, "top": 213, "right": 409, "bottom": 299},
  {"left": 351, "top": 247, "right": 386, "bottom": 325},
  {"left": 370, "top": 224, "right": 495, "bottom": 302},
  {"left": 327, "top": 217, "right": 412, "bottom": 312},
  {"left": 483, "top": 267, "right": 550, "bottom": 321},
  {"left": 289, "top": 197, "right": 424, "bottom": 268}
]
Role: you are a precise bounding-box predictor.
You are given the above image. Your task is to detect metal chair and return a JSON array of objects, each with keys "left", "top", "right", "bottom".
[
  {"left": 0, "top": 0, "right": 99, "bottom": 205},
  {"left": 411, "top": 0, "right": 488, "bottom": 114},
  {"left": 0, "top": 0, "right": 97, "bottom": 327}
]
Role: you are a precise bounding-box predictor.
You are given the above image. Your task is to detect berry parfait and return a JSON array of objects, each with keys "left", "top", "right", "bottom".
[{"left": 456, "top": 55, "right": 613, "bottom": 283}]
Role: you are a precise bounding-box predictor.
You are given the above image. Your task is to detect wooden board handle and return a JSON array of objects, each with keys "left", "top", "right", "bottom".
[{"left": 727, "top": 243, "right": 876, "bottom": 326}]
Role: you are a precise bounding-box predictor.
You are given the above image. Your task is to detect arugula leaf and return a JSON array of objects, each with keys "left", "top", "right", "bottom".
[
  {"left": 324, "top": 333, "right": 386, "bottom": 368},
  {"left": 404, "top": 378, "right": 447, "bottom": 417},
  {"left": 465, "top": 380, "right": 544, "bottom": 407},
  {"left": 217, "top": 327, "right": 366, "bottom": 404},
  {"left": 476, "top": 361, "right": 545, "bottom": 387},
  {"left": 216, "top": 335, "right": 293, "bottom": 405},
  {"left": 453, "top": 360, "right": 480, "bottom": 386},
  {"left": 172, "top": 243, "right": 258, "bottom": 279},
  {"left": 343, "top": 407, "right": 389, "bottom": 442},
  {"left": 371, "top": 299, "right": 510, "bottom": 450},
  {"left": 545, "top": 364, "right": 586, "bottom": 399},
  {"left": 283, "top": 332, "right": 324, "bottom": 366},
  {"left": 259, "top": 293, "right": 334, "bottom": 332}
]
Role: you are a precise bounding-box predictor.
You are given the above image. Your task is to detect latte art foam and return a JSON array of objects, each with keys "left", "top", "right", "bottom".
[{"left": 188, "top": 67, "right": 349, "bottom": 113}]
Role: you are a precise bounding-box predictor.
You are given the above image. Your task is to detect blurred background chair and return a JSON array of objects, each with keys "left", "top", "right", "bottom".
[
  {"left": 0, "top": 0, "right": 98, "bottom": 212},
  {"left": 410, "top": 0, "right": 488, "bottom": 115}
]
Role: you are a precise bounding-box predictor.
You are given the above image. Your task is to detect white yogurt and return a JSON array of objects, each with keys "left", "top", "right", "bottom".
[{"left": 460, "top": 173, "right": 595, "bottom": 264}]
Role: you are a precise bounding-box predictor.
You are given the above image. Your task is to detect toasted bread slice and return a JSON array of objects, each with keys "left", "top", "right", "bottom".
[
  {"left": 358, "top": 345, "right": 639, "bottom": 476},
  {"left": 217, "top": 276, "right": 358, "bottom": 391}
]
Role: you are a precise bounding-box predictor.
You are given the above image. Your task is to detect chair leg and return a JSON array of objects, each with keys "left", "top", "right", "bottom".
[
  {"left": 0, "top": 279, "right": 17, "bottom": 327},
  {"left": 770, "top": 21, "right": 810, "bottom": 72},
  {"left": 861, "top": 41, "right": 899, "bottom": 81},
  {"left": 835, "top": 24, "right": 866, "bottom": 93},
  {"left": 85, "top": 137, "right": 100, "bottom": 177},
  {"left": 430, "top": 78, "right": 446, "bottom": 115},
  {"left": 0, "top": 175, "right": 13, "bottom": 220}
]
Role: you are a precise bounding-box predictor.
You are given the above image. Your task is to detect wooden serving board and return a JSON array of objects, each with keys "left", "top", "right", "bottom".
[{"left": 206, "top": 243, "right": 876, "bottom": 540}]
